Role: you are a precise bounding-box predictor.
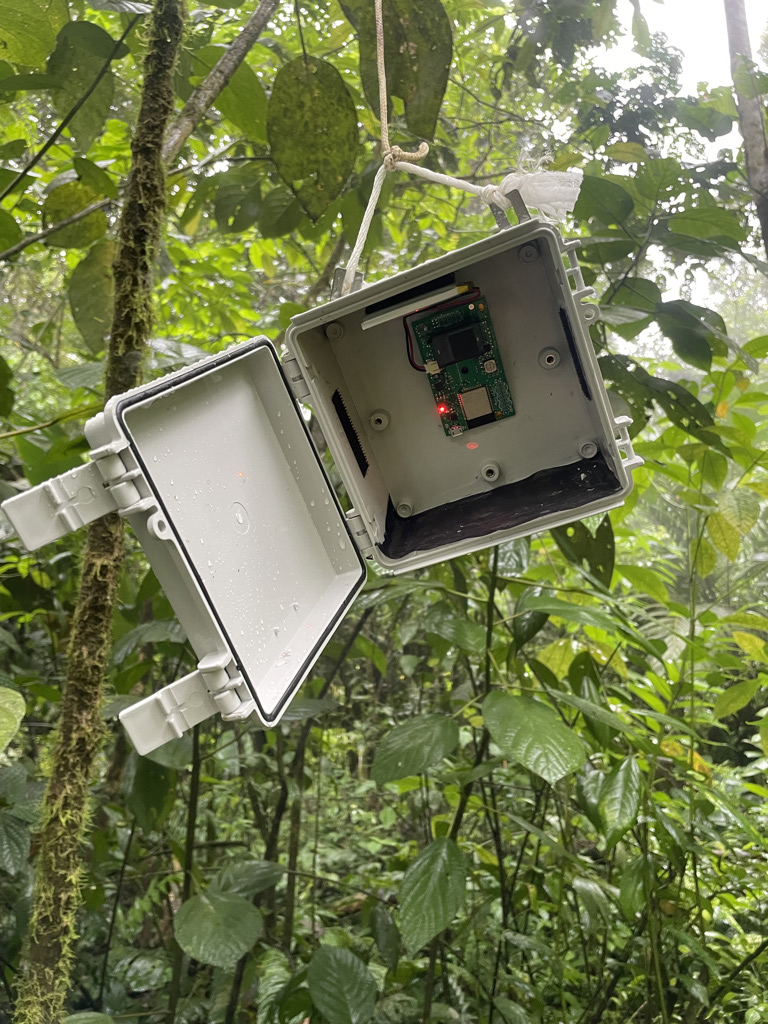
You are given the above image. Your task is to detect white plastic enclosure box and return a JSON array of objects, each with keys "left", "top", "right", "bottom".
[
  {"left": 284, "top": 216, "right": 640, "bottom": 571},
  {"left": 2, "top": 215, "right": 641, "bottom": 754}
]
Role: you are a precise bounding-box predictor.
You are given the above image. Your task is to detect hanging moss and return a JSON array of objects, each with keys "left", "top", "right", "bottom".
[{"left": 13, "top": 2, "right": 184, "bottom": 1022}]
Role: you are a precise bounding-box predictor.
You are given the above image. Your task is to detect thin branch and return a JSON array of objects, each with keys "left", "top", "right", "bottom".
[
  {"left": 0, "top": 200, "right": 111, "bottom": 263},
  {"left": 162, "top": 0, "right": 282, "bottom": 165},
  {"left": 0, "top": 403, "right": 102, "bottom": 440}
]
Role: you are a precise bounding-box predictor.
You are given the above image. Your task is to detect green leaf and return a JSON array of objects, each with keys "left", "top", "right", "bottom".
[
  {"left": 0, "top": 687, "right": 24, "bottom": 753},
  {"left": 339, "top": 0, "right": 452, "bottom": 139},
  {"left": 567, "top": 652, "right": 616, "bottom": 747},
  {"left": 730, "top": 633, "right": 767, "bottom": 662},
  {"left": 0, "top": 353, "right": 14, "bottom": 416},
  {"left": 573, "top": 175, "right": 634, "bottom": 225},
  {"left": 43, "top": 183, "right": 107, "bottom": 248},
  {"left": 668, "top": 208, "right": 746, "bottom": 243},
  {"left": 371, "top": 714, "right": 459, "bottom": 783},
  {"left": 719, "top": 490, "right": 760, "bottom": 535},
  {"left": 48, "top": 23, "right": 120, "bottom": 150},
  {"left": 603, "top": 142, "right": 647, "bottom": 163},
  {"left": 606, "top": 277, "right": 661, "bottom": 313},
  {"left": 713, "top": 678, "right": 761, "bottom": 720},
  {"left": 656, "top": 300, "right": 718, "bottom": 372},
  {"left": 0, "top": 0, "right": 57, "bottom": 67},
  {"left": 112, "top": 620, "right": 186, "bottom": 664},
  {"left": 126, "top": 756, "right": 176, "bottom": 832},
  {"left": 0, "top": 208, "right": 22, "bottom": 250},
  {"left": 635, "top": 157, "right": 683, "bottom": 200},
  {"left": 267, "top": 56, "right": 359, "bottom": 219},
  {"left": 399, "top": 838, "right": 465, "bottom": 953},
  {"left": 515, "top": 594, "right": 617, "bottom": 636},
  {"left": 192, "top": 46, "right": 266, "bottom": 143},
  {"left": 732, "top": 56, "right": 768, "bottom": 99},
  {"left": 513, "top": 585, "right": 550, "bottom": 651},
  {"left": 551, "top": 514, "right": 614, "bottom": 586},
  {"left": 618, "top": 855, "right": 649, "bottom": 920},
  {"left": 307, "top": 946, "right": 378, "bottom": 1024},
  {"left": 174, "top": 892, "right": 262, "bottom": 970},
  {"left": 0, "top": 810, "right": 29, "bottom": 875},
  {"left": 0, "top": 73, "right": 61, "bottom": 92},
  {"left": 69, "top": 239, "right": 116, "bottom": 353},
  {"left": 428, "top": 617, "right": 487, "bottom": 653},
  {"left": 257, "top": 186, "right": 304, "bottom": 238},
  {"left": 483, "top": 692, "right": 585, "bottom": 784},
  {"left": 598, "top": 757, "right": 641, "bottom": 848},
  {"left": 213, "top": 859, "right": 285, "bottom": 898},
  {"left": 370, "top": 904, "right": 400, "bottom": 969},
  {"left": 707, "top": 512, "right": 740, "bottom": 561},
  {"left": 694, "top": 537, "right": 717, "bottom": 578},
  {"left": 143, "top": 734, "right": 193, "bottom": 769},
  {"left": 617, "top": 564, "right": 669, "bottom": 603},
  {"left": 74, "top": 157, "right": 118, "bottom": 199}
]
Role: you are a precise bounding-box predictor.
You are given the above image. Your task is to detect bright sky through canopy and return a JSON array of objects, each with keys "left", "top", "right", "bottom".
[{"left": 605, "top": 0, "right": 767, "bottom": 91}]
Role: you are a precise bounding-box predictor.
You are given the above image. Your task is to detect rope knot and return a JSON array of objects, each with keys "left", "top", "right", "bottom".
[{"left": 383, "top": 141, "right": 429, "bottom": 171}]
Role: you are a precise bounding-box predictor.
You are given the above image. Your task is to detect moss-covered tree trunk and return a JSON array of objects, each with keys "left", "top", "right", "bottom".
[{"left": 12, "top": 3, "right": 183, "bottom": 1022}]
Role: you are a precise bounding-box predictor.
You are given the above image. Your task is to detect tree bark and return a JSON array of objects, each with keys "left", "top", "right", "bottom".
[
  {"left": 724, "top": 0, "right": 768, "bottom": 259},
  {"left": 162, "top": 0, "right": 281, "bottom": 165},
  {"left": 12, "top": 3, "right": 184, "bottom": 1022}
]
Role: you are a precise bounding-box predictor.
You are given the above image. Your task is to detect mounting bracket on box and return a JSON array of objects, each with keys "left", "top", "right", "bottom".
[{"left": 2, "top": 214, "right": 641, "bottom": 754}]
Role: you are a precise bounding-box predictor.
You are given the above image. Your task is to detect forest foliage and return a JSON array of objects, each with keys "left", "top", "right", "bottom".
[{"left": 1, "top": 0, "right": 768, "bottom": 1022}]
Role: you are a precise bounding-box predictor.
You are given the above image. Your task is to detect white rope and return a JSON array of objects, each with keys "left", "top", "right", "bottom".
[{"left": 340, "top": 0, "right": 584, "bottom": 295}]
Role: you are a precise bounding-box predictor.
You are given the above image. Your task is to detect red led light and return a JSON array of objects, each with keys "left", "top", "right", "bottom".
[
  {"left": 438, "top": 404, "right": 448, "bottom": 415},
  {"left": 466, "top": 442, "right": 479, "bottom": 450}
]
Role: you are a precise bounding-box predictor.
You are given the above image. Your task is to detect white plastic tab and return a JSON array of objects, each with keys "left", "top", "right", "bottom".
[
  {"left": 3, "top": 462, "right": 119, "bottom": 550},
  {"left": 120, "top": 668, "right": 219, "bottom": 755}
]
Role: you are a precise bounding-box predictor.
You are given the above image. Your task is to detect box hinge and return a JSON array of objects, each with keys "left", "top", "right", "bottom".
[
  {"left": 282, "top": 357, "right": 311, "bottom": 402},
  {"left": 614, "top": 416, "right": 644, "bottom": 472},
  {"left": 119, "top": 650, "right": 256, "bottom": 755},
  {"left": 345, "top": 508, "right": 374, "bottom": 557},
  {"left": 3, "top": 462, "right": 119, "bottom": 551}
]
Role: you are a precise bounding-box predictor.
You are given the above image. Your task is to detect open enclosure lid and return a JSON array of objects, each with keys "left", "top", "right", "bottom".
[
  {"left": 3, "top": 338, "right": 366, "bottom": 748},
  {"left": 107, "top": 339, "right": 367, "bottom": 730}
]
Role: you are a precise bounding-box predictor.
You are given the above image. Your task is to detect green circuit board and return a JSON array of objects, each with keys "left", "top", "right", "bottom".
[{"left": 409, "top": 294, "right": 515, "bottom": 437}]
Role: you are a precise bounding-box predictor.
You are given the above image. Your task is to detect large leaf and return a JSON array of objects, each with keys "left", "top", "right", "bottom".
[
  {"left": 48, "top": 22, "right": 122, "bottom": 150},
  {"left": 550, "top": 514, "right": 614, "bottom": 587},
  {"left": 599, "top": 353, "right": 726, "bottom": 451},
  {"left": 513, "top": 585, "right": 550, "bottom": 651},
  {"left": 668, "top": 207, "right": 746, "bottom": 243},
  {"left": 573, "top": 175, "right": 634, "bottom": 225},
  {"left": 339, "top": 0, "right": 452, "bottom": 139},
  {"left": 707, "top": 512, "right": 740, "bottom": 561},
  {"left": 427, "top": 617, "right": 487, "bottom": 653},
  {"left": 213, "top": 859, "right": 285, "bottom": 898},
  {"left": 43, "top": 183, "right": 107, "bottom": 248},
  {"left": 399, "top": 838, "right": 465, "bottom": 953},
  {"left": 713, "top": 678, "right": 761, "bottom": 720},
  {"left": 174, "top": 892, "right": 262, "bottom": 970},
  {"left": 371, "top": 714, "right": 459, "bottom": 783},
  {"left": 307, "top": 946, "right": 377, "bottom": 1024},
  {"left": 598, "top": 757, "right": 641, "bottom": 848},
  {"left": 126, "top": 756, "right": 176, "bottom": 833},
  {"left": 69, "top": 239, "right": 116, "bottom": 353},
  {"left": 0, "top": 810, "right": 29, "bottom": 875},
  {"left": 0, "top": 687, "right": 24, "bottom": 753},
  {"left": 267, "top": 56, "right": 360, "bottom": 219},
  {"left": 483, "top": 692, "right": 585, "bottom": 784},
  {"left": 0, "top": 208, "right": 21, "bottom": 250},
  {"left": 0, "top": 0, "right": 57, "bottom": 67},
  {"left": 370, "top": 904, "right": 400, "bottom": 969},
  {"left": 192, "top": 45, "right": 266, "bottom": 143},
  {"left": 0, "top": 353, "right": 14, "bottom": 416}
]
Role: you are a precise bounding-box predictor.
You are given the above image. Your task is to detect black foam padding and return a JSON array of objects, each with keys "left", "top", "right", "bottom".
[
  {"left": 559, "top": 308, "right": 592, "bottom": 401},
  {"left": 380, "top": 456, "right": 619, "bottom": 559},
  {"left": 331, "top": 389, "right": 368, "bottom": 477}
]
